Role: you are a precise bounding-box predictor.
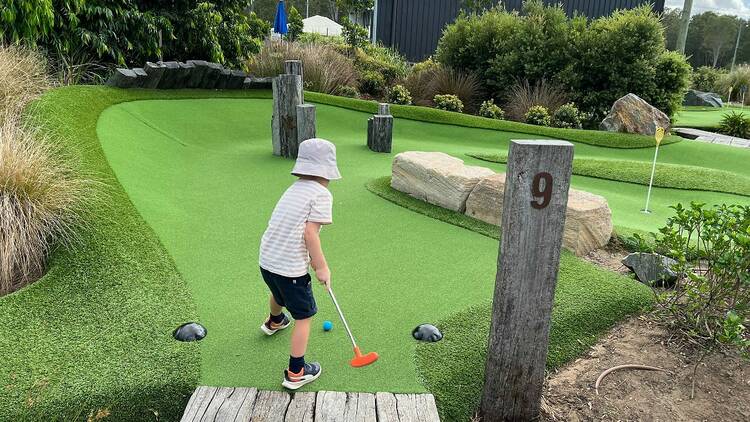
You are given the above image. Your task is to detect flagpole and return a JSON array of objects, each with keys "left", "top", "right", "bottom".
[{"left": 642, "top": 127, "right": 664, "bottom": 214}]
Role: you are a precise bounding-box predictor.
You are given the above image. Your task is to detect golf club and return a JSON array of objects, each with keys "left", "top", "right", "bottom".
[{"left": 327, "top": 287, "right": 379, "bottom": 368}]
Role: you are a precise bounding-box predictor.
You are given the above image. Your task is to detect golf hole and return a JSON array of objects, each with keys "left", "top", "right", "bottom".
[
  {"left": 412, "top": 324, "right": 443, "bottom": 342},
  {"left": 173, "top": 322, "right": 207, "bottom": 342}
]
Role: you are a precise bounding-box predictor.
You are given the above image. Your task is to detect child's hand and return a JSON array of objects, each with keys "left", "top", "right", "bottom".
[{"left": 315, "top": 266, "right": 331, "bottom": 289}]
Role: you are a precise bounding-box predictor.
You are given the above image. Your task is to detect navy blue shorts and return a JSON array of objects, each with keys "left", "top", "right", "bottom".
[{"left": 260, "top": 267, "right": 318, "bottom": 320}]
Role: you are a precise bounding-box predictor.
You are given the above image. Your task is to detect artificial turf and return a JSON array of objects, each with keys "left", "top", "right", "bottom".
[
  {"left": 673, "top": 105, "right": 745, "bottom": 129},
  {"left": 3, "top": 86, "right": 749, "bottom": 421},
  {"left": 468, "top": 153, "right": 750, "bottom": 197}
]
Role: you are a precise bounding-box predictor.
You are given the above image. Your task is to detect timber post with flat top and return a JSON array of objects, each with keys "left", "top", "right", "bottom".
[{"left": 480, "top": 139, "right": 574, "bottom": 422}]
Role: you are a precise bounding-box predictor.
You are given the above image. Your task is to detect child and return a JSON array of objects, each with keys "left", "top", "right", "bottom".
[{"left": 258, "top": 138, "right": 340, "bottom": 390}]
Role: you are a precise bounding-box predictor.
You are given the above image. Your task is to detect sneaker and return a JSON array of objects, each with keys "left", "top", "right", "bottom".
[
  {"left": 260, "top": 314, "right": 291, "bottom": 336},
  {"left": 281, "top": 362, "right": 322, "bottom": 390}
]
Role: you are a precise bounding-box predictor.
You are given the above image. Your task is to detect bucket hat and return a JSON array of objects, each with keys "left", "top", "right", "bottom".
[{"left": 291, "top": 138, "right": 342, "bottom": 180}]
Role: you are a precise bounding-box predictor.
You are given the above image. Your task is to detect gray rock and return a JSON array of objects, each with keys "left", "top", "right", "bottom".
[
  {"left": 142, "top": 61, "right": 166, "bottom": 89},
  {"left": 104, "top": 68, "right": 138, "bottom": 88},
  {"left": 215, "top": 68, "right": 232, "bottom": 89},
  {"left": 391, "top": 151, "right": 494, "bottom": 212},
  {"left": 131, "top": 67, "right": 148, "bottom": 88},
  {"left": 600, "top": 93, "right": 671, "bottom": 136},
  {"left": 243, "top": 76, "right": 273, "bottom": 89},
  {"left": 683, "top": 89, "right": 723, "bottom": 108},
  {"left": 174, "top": 62, "right": 195, "bottom": 88},
  {"left": 413, "top": 324, "right": 443, "bottom": 342},
  {"left": 622, "top": 252, "right": 678, "bottom": 287},
  {"left": 186, "top": 60, "right": 209, "bottom": 88},
  {"left": 202, "top": 62, "right": 224, "bottom": 88},
  {"left": 227, "top": 70, "right": 247, "bottom": 89},
  {"left": 156, "top": 61, "right": 181, "bottom": 89}
]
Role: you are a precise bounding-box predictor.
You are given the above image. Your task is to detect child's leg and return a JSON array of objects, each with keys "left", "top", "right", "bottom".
[
  {"left": 269, "top": 294, "right": 283, "bottom": 316},
  {"left": 290, "top": 317, "right": 311, "bottom": 358}
]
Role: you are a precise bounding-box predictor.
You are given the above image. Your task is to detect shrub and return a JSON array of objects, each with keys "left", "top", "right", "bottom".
[
  {"left": 433, "top": 94, "right": 464, "bottom": 112},
  {"left": 647, "top": 202, "right": 750, "bottom": 356},
  {"left": 247, "top": 41, "right": 357, "bottom": 94},
  {"left": 478, "top": 99, "right": 505, "bottom": 119},
  {"left": 358, "top": 70, "right": 386, "bottom": 97},
  {"left": 718, "top": 111, "right": 750, "bottom": 138},
  {"left": 436, "top": 2, "right": 690, "bottom": 119},
  {"left": 716, "top": 65, "right": 750, "bottom": 104},
  {"left": 0, "top": 114, "right": 96, "bottom": 295},
  {"left": 287, "top": 6, "right": 304, "bottom": 42},
  {"left": 335, "top": 85, "right": 359, "bottom": 98},
  {"left": 341, "top": 17, "right": 369, "bottom": 52},
  {"left": 504, "top": 79, "right": 568, "bottom": 122},
  {"left": 405, "top": 63, "right": 481, "bottom": 110},
  {"left": 387, "top": 84, "right": 412, "bottom": 105},
  {"left": 551, "top": 103, "right": 583, "bottom": 129},
  {"left": 692, "top": 66, "right": 725, "bottom": 92},
  {"left": 524, "top": 105, "right": 551, "bottom": 126},
  {"left": 0, "top": 44, "right": 50, "bottom": 116},
  {"left": 358, "top": 43, "right": 409, "bottom": 84}
]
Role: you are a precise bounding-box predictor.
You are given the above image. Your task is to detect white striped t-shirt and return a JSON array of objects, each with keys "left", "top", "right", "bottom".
[{"left": 259, "top": 179, "right": 333, "bottom": 277}]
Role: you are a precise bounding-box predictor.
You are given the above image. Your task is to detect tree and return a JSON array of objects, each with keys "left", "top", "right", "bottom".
[
  {"left": 702, "top": 12, "right": 739, "bottom": 67},
  {"left": 464, "top": 0, "right": 494, "bottom": 15},
  {"left": 661, "top": 8, "right": 681, "bottom": 50},
  {"left": 288, "top": 6, "right": 304, "bottom": 41}
]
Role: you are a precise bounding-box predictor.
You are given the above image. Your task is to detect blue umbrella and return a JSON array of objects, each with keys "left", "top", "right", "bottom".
[{"left": 273, "top": 0, "right": 288, "bottom": 35}]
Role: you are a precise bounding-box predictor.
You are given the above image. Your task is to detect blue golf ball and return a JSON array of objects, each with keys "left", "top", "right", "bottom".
[{"left": 323, "top": 321, "right": 333, "bottom": 331}]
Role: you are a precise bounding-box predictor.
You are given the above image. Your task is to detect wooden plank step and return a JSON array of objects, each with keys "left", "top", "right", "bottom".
[{"left": 181, "top": 387, "right": 440, "bottom": 422}]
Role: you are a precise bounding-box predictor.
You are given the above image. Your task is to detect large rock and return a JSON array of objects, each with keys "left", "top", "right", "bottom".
[
  {"left": 465, "top": 174, "right": 613, "bottom": 255},
  {"left": 622, "top": 252, "right": 678, "bottom": 287},
  {"left": 683, "top": 89, "right": 723, "bottom": 108},
  {"left": 391, "top": 152, "right": 494, "bottom": 212},
  {"left": 600, "top": 93, "right": 670, "bottom": 136}
]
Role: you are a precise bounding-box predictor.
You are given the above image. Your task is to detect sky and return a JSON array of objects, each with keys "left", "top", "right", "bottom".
[{"left": 665, "top": 0, "right": 750, "bottom": 17}]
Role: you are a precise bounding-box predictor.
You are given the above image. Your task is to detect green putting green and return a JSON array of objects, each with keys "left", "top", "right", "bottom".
[
  {"left": 674, "top": 105, "right": 745, "bottom": 128},
  {"left": 95, "top": 97, "right": 749, "bottom": 396}
]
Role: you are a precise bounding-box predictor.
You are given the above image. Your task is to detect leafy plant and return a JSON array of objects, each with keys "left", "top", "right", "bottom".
[
  {"left": 648, "top": 202, "right": 750, "bottom": 357},
  {"left": 358, "top": 70, "right": 386, "bottom": 97},
  {"left": 287, "top": 6, "right": 304, "bottom": 42},
  {"left": 341, "top": 17, "right": 369, "bottom": 52},
  {"left": 335, "top": 85, "right": 359, "bottom": 98},
  {"left": 524, "top": 105, "right": 551, "bottom": 126},
  {"left": 0, "top": 113, "right": 97, "bottom": 295},
  {"left": 505, "top": 79, "right": 567, "bottom": 122},
  {"left": 478, "top": 99, "right": 504, "bottom": 119},
  {"left": 433, "top": 94, "right": 464, "bottom": 113},
  {"left": 692, "top": 66, "right": 725, "bottom": 92},
  {"left": 356, "top": 43, "right": 409, "bottom": 86},
  {"left": 0, "top": 44, "right": 50, "bottom": 117},
  {"left": 387, "top": 84, "right": 412, "bottom": 105},
  {"left": 716, "top": 65, "right": 750, "bottom": 104},
  {"left": 718, "top": 111, "right": 750, "bottom": 138},
  {"left": 551, "top": 103, "right": 583, "bottom": 129}
]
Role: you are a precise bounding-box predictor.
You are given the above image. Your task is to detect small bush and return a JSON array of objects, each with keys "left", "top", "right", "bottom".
[
  {"left": 358, "top": 70, "right": 386, "bottom": 97},
  {"left": 505, "top": 79, "right": 568, "bottom": 122},
  {"left": 718, "top": 111, "right": 750, "bottom": 138},
  {"left": 287, "top": 6, "right": 304, "bottom": 42},
  {"left": 647, "top": 202, "right": 750, "bottom": 356},
  {"left": 0, "top": 114, "right": 96, "bottom": 295},
  {"left": 551, "top": 103, "right": 583, "bottom": 129},
  {"left": 341, "top": 17, "right": 369, "bottom": 52},
  {"left": 335, "top": 85, "right": 359, "bottom": 98},
  {"left": 0, "top": 44, "right": 50, "bottom": 116},
  {"left": 692, "top": 66, "right": 725, "bottom": 92},
  {"left": 247, "top": 41, "right": 357, "bottom": 94},
  {"left": 478, "top": 99, "right": 505, "bottom": 119},
  {"left": 358, "top": 43, "right": 409, "bottom": 85},
  {"left": 524, "top": 105, "right": 551, "bottom": 126},
  {"left": 387, "top": 84, "right": 412, "bottom": 105},
  {"left": 433, "top": 94, "right": 464, "bottom": 113},
  {"left": 716, "top": 65, "right": 750, "bottom": 104}
]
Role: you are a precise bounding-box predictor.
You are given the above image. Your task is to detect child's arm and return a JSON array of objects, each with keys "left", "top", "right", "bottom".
[{"left": 304, "top": 222, "right": 330, "bottom": 288}]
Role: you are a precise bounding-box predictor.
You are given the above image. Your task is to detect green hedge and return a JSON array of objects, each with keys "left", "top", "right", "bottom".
[{"left": 305, "top": 91, "right": 682, "bottom": 149}]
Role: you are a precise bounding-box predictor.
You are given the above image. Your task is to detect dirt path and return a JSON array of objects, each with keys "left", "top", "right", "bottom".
[{"left": 542, "top": 317, "right": 750, "bottom": 421}]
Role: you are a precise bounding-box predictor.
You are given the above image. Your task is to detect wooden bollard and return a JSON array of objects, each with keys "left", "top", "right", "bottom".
[
  {"left": 480, "top": 140, "right": 574, "bottom": 422},
  {"left": 367, "top": 114, "right": 393, "bottom": 153},
  {"left": 271, "top": 73, "right": 303, "bottom": 158},
  {"left": 284, "top": 60, "right": 303, "bottom": 81},
  {"left": 378, "top": 103, "right": 390, "bottom": 115},
  {"left": 297, "top": 104, "right": 316, "bottom": 147}
]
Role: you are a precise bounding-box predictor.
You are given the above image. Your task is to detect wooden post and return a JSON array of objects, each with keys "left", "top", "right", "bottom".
[
  {"left": 284, "top": 60, "right": 303, "bottom": 81},
  {"left": 367, "top": 115, "right": 393, "bottom": 153},
  {"left": 378, "top": 103, "right": 390, "bottom": 115},
  {"left": 297, "top": 104, "right": 316, "bottom": 147},
  {"left": 271, "top": 74, "right": 304, "bottom": 158},
  {"left": 480, "top": 140, "right": 574, "bottom": 422}
]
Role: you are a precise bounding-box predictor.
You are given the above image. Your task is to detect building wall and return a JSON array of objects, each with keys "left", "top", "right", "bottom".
[{"left": 374, "top": 0, "right": 665, "bottom": 62}]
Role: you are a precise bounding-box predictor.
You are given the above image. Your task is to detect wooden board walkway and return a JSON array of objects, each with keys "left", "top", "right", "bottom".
[
  {"left": 673, "top": 127, "right": 750, "bottom": 148},
  {"left": 180, "top": 387, "right": 441, "bottom": 422}
]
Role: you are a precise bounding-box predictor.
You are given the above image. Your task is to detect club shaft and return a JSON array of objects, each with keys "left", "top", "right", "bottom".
[{"left": 327, "top": 288, "right": 358, "bottom": 348}]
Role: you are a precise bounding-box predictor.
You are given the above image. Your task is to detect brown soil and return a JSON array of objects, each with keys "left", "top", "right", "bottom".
[{"left": 542, "top": 317, "right": 750, "bottom": 421}]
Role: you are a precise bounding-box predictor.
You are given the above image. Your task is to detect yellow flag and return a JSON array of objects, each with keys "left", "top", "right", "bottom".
[{"left": 655, "top": 127, "right": 665, "bottom": 145}]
